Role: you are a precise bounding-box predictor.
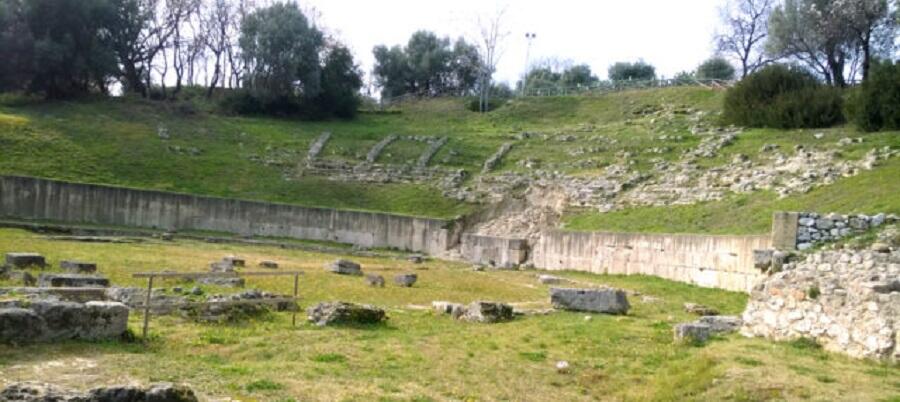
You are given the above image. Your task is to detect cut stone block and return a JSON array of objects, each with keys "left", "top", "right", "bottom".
[{"left": 550, "top": 288, "right": 630, "bottom": 315}]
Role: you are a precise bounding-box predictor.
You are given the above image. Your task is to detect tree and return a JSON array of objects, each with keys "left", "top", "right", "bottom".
[
  {"left": 715, "top": 0, "right": 775, "bottom": 78},
  {"left": 24, "top": 0, "right": 118, "bottom": 98},
  {"left": 372, "top": 32, "right": 482, "bottom": 99},
  {"left": 767, "top": 0, "right": 894, "bottom": 86},
  {"left": 561, "top": 64, "right": 599, "bottom": 87},
  {"left": 315, "top": 45, "right": 363, "bottom": 118},
  {"left": 475, "top": 8, "right": 508, "bottom": 113},
  {"left": 372, "top": 44, "right": 409, "bottom": 99},
  {"left": 239, "top": 2, "right": 324, "bottom": 98},
  {"left": 696, "top": 57, "right": 737, "bottom": 80},
  {"left": 837, "top": 0, "right": 895, "bottom": 80},
  {"left": 203, "top": 0, "right": 234, "bottom": 97},
  {"left": 0, "top": 0, "right": 34, "bottom": 92},
  {"left": 608, "top": 61, "right": 656, "bottom": 82}
]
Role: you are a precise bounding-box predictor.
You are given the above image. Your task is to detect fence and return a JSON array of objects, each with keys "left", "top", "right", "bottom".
[{"left": 132, "top": 270, "right": 303, "bottom": 339}]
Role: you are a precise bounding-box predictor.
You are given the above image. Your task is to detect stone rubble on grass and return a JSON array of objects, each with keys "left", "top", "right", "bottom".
[
  {"left": 0, "top": 269, "right": 36, "bottom": 286},
  {"left": 365, "top": 274, "right": 385, "bottom": 287},
  {"left": 683, "top": 302, "right": 719, "bottom": 316},
  {"left": 432, "top": 301, "right": 466, "bottom": 317},
  {"left": 197, "top": 275, "right": 245, "bottom": 288},
  {"left": 394, "top": 273, "right": 418, "bottom": 287},
  {"left": 457, "top": 301, "right": 515, "bottom": 323},
  {"left": 222, "top": 255, "right": 245, "bottom": 267},
  {"left": 538, "top": 275, "right": 563, "bottom": 285},
  {"left": 5, "top": 253, "right": 47, "bottom": 269},
  {"left": 259, "top": 260, "right": 279, "bottom": 269},
  {"left": 327, "top": 259, "right": 363, "bottom": 276},
  {"left": 550, "top": 287, "right": 630, "bottom": 315},
  {"left": 187, "top": 289, "right": 297, "bottom": 322},
  {"left": 307, "top": 301, "right": 386, "bottom": 326},
  {"left": 59, "top": 260, "right": 97, "bottom": 273},
  {"left": 407, "top": 254, "right": 425, "bottom": 264},
  {"left": 38, "top": 273, "right": 110, "bottom": 288},
  {"left": 0, "top": 382, "right": 198, "bottom": 402},
  {"left": 741, "top": 248, "right": 900, "bottom": 361}
]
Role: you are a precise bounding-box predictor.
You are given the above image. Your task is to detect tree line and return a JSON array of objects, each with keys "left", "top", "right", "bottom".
[{"left": 0, "top": 0, "right": 362, "bottom": 118}]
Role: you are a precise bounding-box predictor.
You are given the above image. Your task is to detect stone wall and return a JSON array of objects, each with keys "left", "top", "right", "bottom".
[
  {"left": 460, "top": 234, "right": 528, "bottom": 268},
  {"left": 741, "top": 249, "right": 899, "bottom": 361},
  {"left": 531, "top": 230, "right": 772, "bottom": 292},
  {"left": 771, "top": 211, "right": 895, "bottom": 251},
  {"left": 0, "top": 176, "right": 453, "bottom": 255}
]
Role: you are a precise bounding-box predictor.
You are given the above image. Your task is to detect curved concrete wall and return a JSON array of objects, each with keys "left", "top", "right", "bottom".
[
  {"left": 0, "top": 176, "right": 452, "bottom": 254},
  {"left": 532, "top": 230, "right": 772, "bottom": 292}
]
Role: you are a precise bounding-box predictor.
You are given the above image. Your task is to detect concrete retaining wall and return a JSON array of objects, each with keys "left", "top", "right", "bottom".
[
  {"left": 0, "top": 176, "right": 452, "bottom": 254},
  {"left": 460, "top": 234, "right": 528, "bottom": 268},
  {"left": 531, "top": 230, "right": 772, "bottom": 292}
]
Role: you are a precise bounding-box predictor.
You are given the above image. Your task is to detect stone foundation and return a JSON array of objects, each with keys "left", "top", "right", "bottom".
[{"left": 741, "top": 249, "right": 899, "bottom": 361}]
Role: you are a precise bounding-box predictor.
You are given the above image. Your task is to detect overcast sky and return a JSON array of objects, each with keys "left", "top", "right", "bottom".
[{"left": 302, "top": 0, "right": 724, "bottom": 87}]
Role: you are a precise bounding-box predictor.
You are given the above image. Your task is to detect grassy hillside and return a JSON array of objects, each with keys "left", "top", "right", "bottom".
[
  {"left": 1, "top": 228, "right": 896, "bottom": 401},
  {"left": 1, "top": 87, "right": 897, "bottom": 232}
]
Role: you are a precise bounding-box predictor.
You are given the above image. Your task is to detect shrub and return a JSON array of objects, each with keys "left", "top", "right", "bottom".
[
  {"left": 722, "top": 64, "right": 844, "bottom": 129},
  {"left": 847, "top": 60, "right": 900, "bottom": 132},
  {"left": 466, "top": 97, "right": 506, "bottom": 112}
]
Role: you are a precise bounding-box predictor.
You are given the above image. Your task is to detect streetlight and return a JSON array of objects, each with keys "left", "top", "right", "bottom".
[{"left": 522, "top": 32, "right": 536, "bottom": 95}]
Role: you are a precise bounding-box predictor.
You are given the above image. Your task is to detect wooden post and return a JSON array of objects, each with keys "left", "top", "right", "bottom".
[
  {"left": 292, "top": 274, "right": 299, "bottom": 327},
  {"left": 142, "top": 275, "right": 154, "bottom": 340}
]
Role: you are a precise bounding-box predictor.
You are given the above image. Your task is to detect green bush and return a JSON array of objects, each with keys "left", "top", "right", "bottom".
[
  {"left": 847, "top": 60, "right": 900, "bottom": 132},
  {"left": 696, "top": 57, "right": 735, "bottom": 81},
  {"left": 723, "top": 65, "right": 844, "bottom": 129},
  {"left": 466, "top": 97, "right": 506, "bottom": 112}
]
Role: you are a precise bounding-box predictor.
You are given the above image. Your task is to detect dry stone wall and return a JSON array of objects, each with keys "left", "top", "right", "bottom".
[{"left": 741, "top": 249, "right": 899, "bottom": 361}]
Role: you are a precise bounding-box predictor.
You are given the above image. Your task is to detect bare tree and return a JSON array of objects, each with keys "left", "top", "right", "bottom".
[
  {"left": 715, "top": 0, "right": 775, "bottom": 78},
  {"left": 202, "top": 0, "right": 233, "bottom": 97},
  {"left": 170, "top": 0, "right": 201, "bottom": 97},
  {"left": 474, "top": 8, "right": 509, "bottom": 113}
]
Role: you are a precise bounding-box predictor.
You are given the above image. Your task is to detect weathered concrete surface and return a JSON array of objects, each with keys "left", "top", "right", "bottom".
[
  {"left": 771, "top": 211, "right": 800, "bottom": 250},
  {"left": 533, "top": 230, "right": 772, "bottom": 292},
  {"left": 460, "top": 233, "right": 528, "bottom": 268},
  {"left": 0, "top": 175, "right": 453, "bottom": 255},
  {"left": 550, "top": 288, "right": 630, "bottom": 315}
]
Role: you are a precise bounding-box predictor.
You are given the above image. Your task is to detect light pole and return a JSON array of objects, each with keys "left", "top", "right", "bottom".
[{"left": 522, "top": 32, "right": 536, "bottom": 96}]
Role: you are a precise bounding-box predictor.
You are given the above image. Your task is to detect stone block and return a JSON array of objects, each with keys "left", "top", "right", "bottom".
[
  {"left": 38, "top": 273, "right": 110, "bottom": 288},
  {"left": 327, "top": 259, "right": 362, "bottom": 275},
  {"left": 222, "top": 256, "right": 245, "bottom": 267},
  {"left": 753, "top": 249, "right": 774, "bottom": 270},
  {"left": 394, "top": 274, "right": 418, "bottom": 287},
  {"left": 0, "top": 308, "right": 46, "bottom": 343},
  {"left": 458, "top": 301, "right": 514, "bottom": 323},
  {"left": 538, "top": 275, "right": 563, "bottom": 285},
  {"left": 697, "top": 315, "right": 742, "bottom": 334},
  {"left": 673, "top": 322, "right": 711, "bottom": 343},
  {"left": 365, "top": 274, "right": 385, "bottom": 287},
  {"left": 307, "top": 302, "right": 386, "bottom": 326},
  {"left": 60, "top": 260, "right": 97, "bottom": 273},
  {"left": 5, "top": 253, "right": 46, "bottom": 269},
  {"left": 550, "top": 288, "right": 630, "bottom": 315},
  {"left": 259, "top": 260, "right": 279, "bottom": 269}
]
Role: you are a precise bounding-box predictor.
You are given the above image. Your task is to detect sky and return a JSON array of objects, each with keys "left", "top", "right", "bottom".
[{"left": 302, "top": 0, "right": 724, "bottom": 88}]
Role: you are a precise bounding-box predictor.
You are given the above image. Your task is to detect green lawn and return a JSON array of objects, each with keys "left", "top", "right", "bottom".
[{"left": 0, "top": 228, "right": 897, "bottom": 401}]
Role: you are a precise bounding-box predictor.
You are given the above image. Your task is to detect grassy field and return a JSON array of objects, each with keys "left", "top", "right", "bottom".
[
  {"left": 563, "top": 156, "right": 900, "bottom": 235},
  {"left": 0, "top": 227, "right": 897, "bottom": 401},
  {"left": 1, "top": 87, "right": 898, "bottom": 232}
]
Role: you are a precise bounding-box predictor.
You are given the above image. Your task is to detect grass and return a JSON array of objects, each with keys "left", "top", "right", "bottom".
[
  {"left": 1, "top": 86, "right": 898, "bottom": 231},
  {"left": 563, "top": 156, "right": 900, "bottom": 235},
  {"left": 0, "top": 227, "right": 897, "bottom": 401}
]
